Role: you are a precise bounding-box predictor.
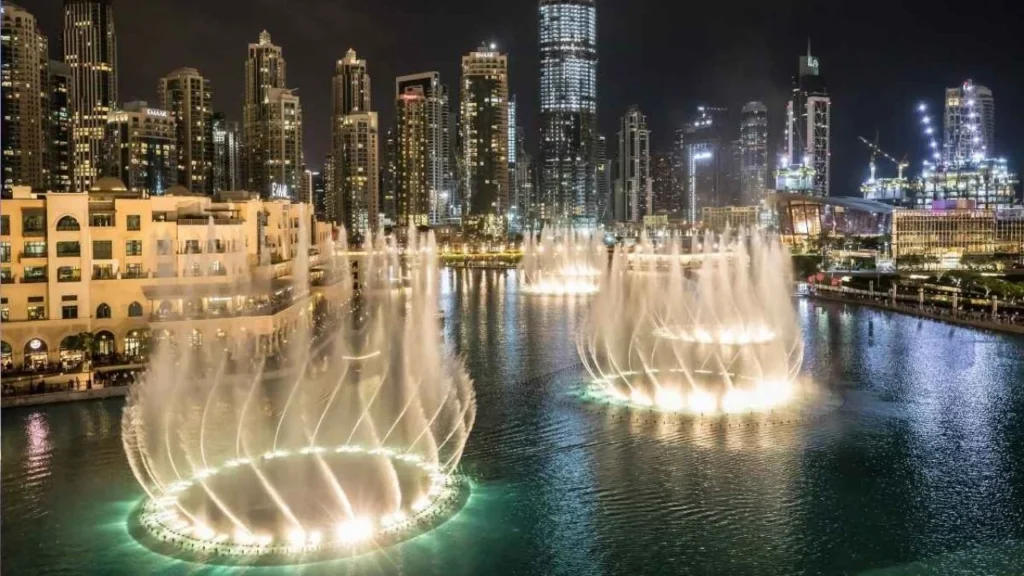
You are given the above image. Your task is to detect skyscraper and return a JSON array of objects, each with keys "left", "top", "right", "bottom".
[
  {"left": 380, "top": 130, "right": 397, "bottom": 225},
  {"left": 323, "top": 153, "right": 336, "bottom": 221},
  {"left": 683, "top": 106, "right": 728, "bottom": 223},
  {"left": 615, "top": 106, "right": 652, "bottom": 223},
  {"left": 336, "top": 113, "right": 379, "bottom": 232},
  {"left": 395, "top": 72, "right": 447, "bottom": 227},
  {"left": 739, "top": 101, "right": 768, "bottom": 206},
  {"left": 333, "top": 49, "right": 371, "bottom": 115},
  {"left": 159, "top": 67, "right": 214, "bottom": 194},
  {"left": 242, "top": 30, "right": 288, "bottom": 197},
  {"left": 943, "top": 79, "right": 994, "bottom": 166},
  {"left": 651, "top": 153, "right": 673, "bottom": 215},
  {"left": 311, "top": 170, "right": 326, "bottom": 220},
  {"left": 784, "top": 43, "right": 830, "bottom": 196},
  {"left": 539, "top": 0, "right": 598, "bottom": 225},
  {"left": 264, "top": 87, "right": 303, "bottom": 199},
  {"left": 460, "top": 45, "right": 509, "bottom": 236},
  {"left": 330, "top": 49, "right": 378, "bottom": 231},
  {"left": 46, "top": 60, "right": 73, "bottom": 192},
  {"left": 595, "top": 134, "right": 611, "bottom": 225},
  {"left": 2, "top": 3, "right": 48, "bottom": 194},
  {"left": 212, "top": 113, "right": 241, "bottom": 192},
  {"left": 63, "top": 0, "right": 118, "bottom": 193},
  {"left": 104, "top": 101, "right": 176, "bottom": 195}
]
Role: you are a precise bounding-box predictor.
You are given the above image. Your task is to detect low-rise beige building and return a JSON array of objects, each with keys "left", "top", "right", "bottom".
[{"left": 1, "top": 178, "right": 338, "bottom": 370}]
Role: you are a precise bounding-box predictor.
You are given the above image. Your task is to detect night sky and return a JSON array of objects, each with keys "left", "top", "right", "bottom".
[{"left": 21, "top": 0, "right": 1024, "bottom": 197}]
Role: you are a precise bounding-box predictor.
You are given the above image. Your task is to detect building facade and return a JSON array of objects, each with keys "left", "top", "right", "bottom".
[
  {"left": 943, "top": 79, "right": 994, "bottom": 166},
  {"left": 0, "top": 180, "right": 336, "bottom": 369},
  {"left": 683, "top": 106, "right": 728, "bottom": 224},
  {"left": 212, "top": 113, "right": 241, "bottom": 192},
  {"left": 395, "top": 72, "right": 447, "bottom": 227},
  {"left": 460, "top": 46, "right": 509, "bottom": 236},
  {"left": 46, "top": 60, "right": 74, "bottom": 193},
  {"left": 104, "top": 102, "right": 177, "bottom": 196},
  {"left": 739, "top": 101, "right": 769, "bottom": 206},
  {"left": 336, "top": 112, "right": 380, "bottom": 232},
  {"left": 63, "top": 0, "right": 118, "bottom": 193},
  {"left": 538, "top": 0, "right": 598, "bottom": 225},
  {"left": 264, "top": 87, "right": 303, "bottom": 200},
  {"left": 242, "top": 30, "right": 288, "bottom": 198},
  {"left": 650, "top": 153, "right": 674, "bottom": 216},
  {"left": 158, "top": 67, "right": 213, "bottom": 195},
  {"left": 2, "top": 3, "right": 48, "bottom": 194},
  {"left": 615, "top": 106, "right": 652, "bottom": 223},
  {"left": 784, "top": 45, "right": 830, "bottom": 197}
]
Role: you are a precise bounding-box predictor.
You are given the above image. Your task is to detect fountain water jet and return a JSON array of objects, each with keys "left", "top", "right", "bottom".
[
  {"left": 123, "top": 223, "right": 475, "bottom": 564},
  {"left": 579, "top": 230, "right": 813, "bottom": 415},
  {"left": 519, "top": 227, "right": 606, "bottom": 295}
]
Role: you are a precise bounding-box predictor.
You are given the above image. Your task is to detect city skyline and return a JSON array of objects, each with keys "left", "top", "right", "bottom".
[{"left": 10, "top": 0, "right": 1024, "bottom": 199}]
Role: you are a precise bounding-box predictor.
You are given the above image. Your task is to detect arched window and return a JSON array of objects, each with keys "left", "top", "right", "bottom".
[
  {"left": 96, "top": 303, "right": 112, "bottom": 319},
  {"left": 95, "top": 331, "right": 115, "bottom": 357},
  {"left": 1, "top": 341, "right": 12, "bottom": 366},
  {"left": 128, "top": 301, "right": 143, "bottom": 317},
  {"left": 55, "top": 215, "right": 81, "bottom": 231}
]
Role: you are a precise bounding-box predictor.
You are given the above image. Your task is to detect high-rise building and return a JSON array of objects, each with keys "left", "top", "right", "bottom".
[
  {"left": 595, "top": 134, "right": 611, "bottom": 225},
  {"left": 460, "top": 45, "right": 509, "bottom": 236},
  {"left": 311, "top": 170, "right": 325, "bottom": 220},
  {"left": 64, "top": 0, "right": 118, "bottom": 193},
  {"left": 333, "top": 49, "right": 371, "bottom": 115},
  {"left": 212, "top": 113, "right": 241, "bottom": 192},
  {"left": 380, "top": 130, "right": 397, "bottom": 226},
  {"left": 651, "top": 153, "right": 673, "bottom": 215},
  {"left": 668, "top": 129, "right": 688, "bottom": 218},
  {"left": 2, "top": 3, "right": 48, "bottom": 194},
  {"left": 323, "top": 153, "right": 336, "bottom": 221},
  {"left": 104, "top": 101, "right": 176, "bottom": 196},
  {"left": 46, "top": 60, "right": 73, "bottom": 192},
  {"left": 615, "top": 106, "right": 652, "bottom": 223},
  {"left": 683, "top": 106, "right": 728, "bottom": 223},
  {"left": 784, "top": 43, "right": 830, "bottom": 196},
  {"left": 298, "top": 166, "right": 312, "bottom": 204},
  {"left": 943, "top": 79, "right": 994, "bottom": 166},
  {"left": 330, "top": 49, "right": 378, "bottom": 231},
  {"left": 158, "top": 67, "right": 214, "bottom": 194},
  {"left": 242, "top": 30, "right": 288, "bottom": 197},
  {"left": 395, "top": 72, "right": 447, "bottom": 227},
  {"left": 512, "top": 127, "right": 536, "bottom": 232},
  {"left": 264, "top": 87, "right": 303, "bottom": 199},
  {"left": 336, "top": 113, "right": 379, "bottom": 232},
  {"left": 739, "top": 101, "right": 769, "bottom": 206},
  {"left": 538, "top": 0, "right": 598, "bottom": 225}
]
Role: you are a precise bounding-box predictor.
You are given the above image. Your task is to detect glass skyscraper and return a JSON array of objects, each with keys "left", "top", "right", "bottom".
[{"left": 538, "top": 0, "right": 598, "bottom": 226}]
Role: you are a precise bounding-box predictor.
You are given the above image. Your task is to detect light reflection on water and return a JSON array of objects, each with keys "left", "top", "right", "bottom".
[{"left": 3, "top": 272, "right": 1024, "bottom": 575}]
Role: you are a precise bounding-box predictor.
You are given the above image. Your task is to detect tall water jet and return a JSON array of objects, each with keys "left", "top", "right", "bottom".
[
  {"left": 519, "top": 227, "right": 606, "bottom": 295},
  {"left": 580, "top": 230, "right": 810, "bottom": 415},
  {"left": 122, "top": 227, "right": 475, "bottom": 564}
]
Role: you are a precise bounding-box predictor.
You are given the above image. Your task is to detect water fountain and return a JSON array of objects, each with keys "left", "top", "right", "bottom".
[
  {"left": 519, "top": 227, "right": 606, "bottom": 295},
  {"left": 579, "top": 230, "right": 812, "bottom": 415},
  {"left": 123, "top": 226, "right": 476, "bottom": 564}
]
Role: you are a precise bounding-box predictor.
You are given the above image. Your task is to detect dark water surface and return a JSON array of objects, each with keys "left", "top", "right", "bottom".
[{"left": 4, "top": 269, "right": 1024, "bottom": 575}]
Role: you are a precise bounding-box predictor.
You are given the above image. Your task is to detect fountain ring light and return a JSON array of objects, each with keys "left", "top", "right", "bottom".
[{"left": 130, "top": 445, "right": 470, "bottom": 564}]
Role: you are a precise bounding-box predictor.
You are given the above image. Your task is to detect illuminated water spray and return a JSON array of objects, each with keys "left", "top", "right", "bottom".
[
  {"left": 123, "top": 224, "right": 475, "bottom": 562},
  {"left": 519, "top": 227, "right": 606, "bottom": 295},
  {"left": 579, "top": 230, "right": 811, "bottom": 415}
]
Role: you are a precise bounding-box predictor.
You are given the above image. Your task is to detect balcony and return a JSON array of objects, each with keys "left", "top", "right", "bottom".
[
  {"left": 18, "top": 251, "right": 47, "bottom": 261},
  {"left": 1, "top": 273, "right": 13, "bottom": 283},
  {"left": 56, "top": 273, "right": 81, "bottom": 283},
  {"left": 178, "top": 217, "right": 243, "bottom": 226},
  {"left": 55, "top": 248, "right": 81, "bottom": 258},
  {"left": 92, "top": 271, "right": 116, "bottom": 281},
  {"left": 22, "top": 276, "right": 48, "bottom": 284},
  {"left": 22, "top": 228, "right": 46, "bottom": 238},
  {"left": 121, "top": 269, "right": 148, "bottom": 280}
]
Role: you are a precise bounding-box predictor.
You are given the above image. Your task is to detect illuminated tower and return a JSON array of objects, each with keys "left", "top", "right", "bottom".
[
  {"left": 460, "top": 44, "right": 509, "bottom": 236},
  {"left": 943, "top": 79, "right": 994, "bottom": 166},
  {"left": 739, "top": 101, "right": 768, "bottom": 205},
  {"left": 615, "top": 106, "right": 651, "bottom": 222},
  {"left": 784, "top": 42, "right": 830, "bottom": 196},
  {"left": 538, "top": 0, "right": 598, "bottom": 226},
  {"left": 395, "top": 72, "right": 446, "bottom": 227},
  {"left": 63, "top": 0, "right": 118, "bottom": 192},
  {"left": 2, "top": 3, "right": 48, "bottom": 194},
  {"left": 159, "top": 67, "right": 213, "bottom": 194},
  {"left": 242, "top": 30, "right": 288, "bottom": 197}
]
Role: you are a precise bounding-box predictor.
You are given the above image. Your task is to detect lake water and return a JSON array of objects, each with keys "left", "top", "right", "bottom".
[{"left": 4, "top": 268, "right": 1024, "bottom": 575}]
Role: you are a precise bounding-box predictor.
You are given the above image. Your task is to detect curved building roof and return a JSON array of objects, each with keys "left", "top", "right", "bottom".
[
  {"left": 90, "top": 176, "right": 128, "bottom": 192},
  {"left": 766, "top": 193, "right": 894, "bottom": 215}
]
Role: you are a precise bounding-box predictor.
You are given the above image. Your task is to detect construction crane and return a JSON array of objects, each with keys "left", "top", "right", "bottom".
[{"left": 858, "top": 134, "right": 910, "bottom": 180}]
